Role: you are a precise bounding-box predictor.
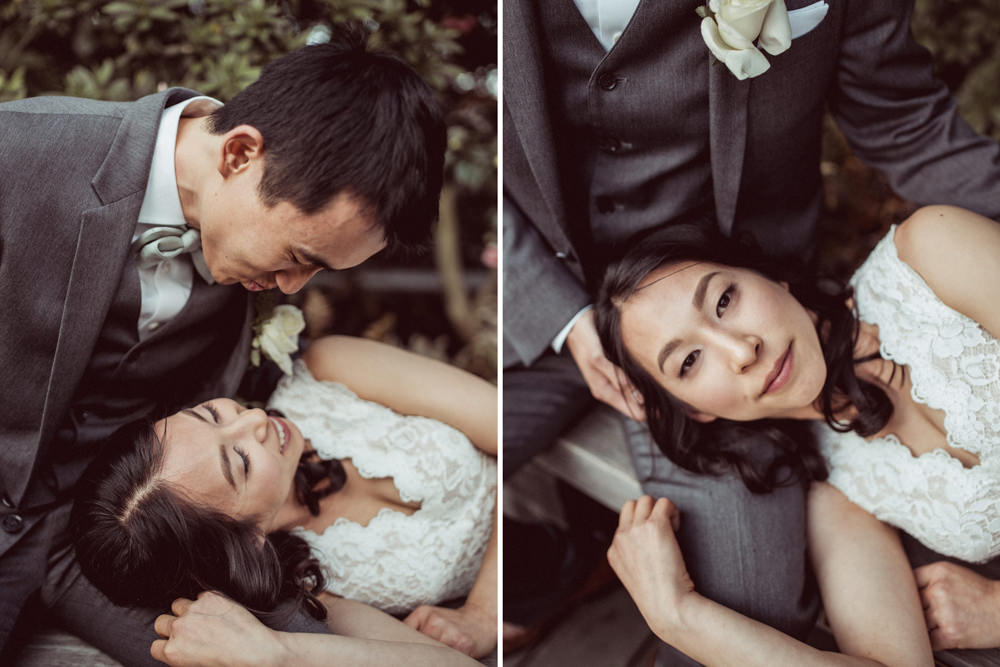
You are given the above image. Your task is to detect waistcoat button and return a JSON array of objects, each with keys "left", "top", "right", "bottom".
[{"left": 3, "top": 514, "right": 24, "bottom": 534}]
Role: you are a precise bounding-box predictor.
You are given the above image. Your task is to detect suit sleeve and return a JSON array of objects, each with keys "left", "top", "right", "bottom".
[
  {"left": 830, "top": 0, "right": 1000, "bottom": 218},
  {"left": 502, "top": 195, "right": 590, "bottom": 368}
]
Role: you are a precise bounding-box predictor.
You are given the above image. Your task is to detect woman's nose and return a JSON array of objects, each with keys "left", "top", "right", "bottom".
[
  {"left": 228, "top": 406, "right": 269, "bottom": 442},
  {"left": 716, "top": 331, "right": 761, "bottom": 373}
]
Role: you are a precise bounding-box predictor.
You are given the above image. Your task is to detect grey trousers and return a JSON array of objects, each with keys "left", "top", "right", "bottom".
[{"left": 504, "top": 352, "right": 820, "bottom": 665}]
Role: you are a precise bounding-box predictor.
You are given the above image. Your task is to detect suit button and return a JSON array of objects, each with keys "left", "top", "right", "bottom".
[
  {"left": 598, "top": 136, "right": 622, "bottom": 154},
  {"left": 3, "top": 514, "right": 24, "bottom": 534},
  {"left": 1, "top": 494, "right": 12, "bottom": 508},
  {"left": 597, "top": 73, "right": 617, "bottom": 91}
]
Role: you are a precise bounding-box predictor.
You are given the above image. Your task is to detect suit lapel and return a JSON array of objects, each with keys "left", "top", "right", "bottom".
[
  {"left": 708, "top": 60, "right": 751, "bottom": 236},
  {"left": 504, "top": 0, "right": 568, "bottom": 230},
  {"left": 36, "top": 89, "right": 194, "bottom": 451}
]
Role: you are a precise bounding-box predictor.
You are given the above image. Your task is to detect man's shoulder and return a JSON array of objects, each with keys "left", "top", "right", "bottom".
[
  {"left": 0, "top": 94, "right": 130, "bottom": 119},
  {"left": 0, "top": 88, "right": 198, "bottom": 121}
]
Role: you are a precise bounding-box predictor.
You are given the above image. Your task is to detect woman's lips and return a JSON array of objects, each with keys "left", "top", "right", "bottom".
[
  {"left": 244, "top": 280, "right": 266, "bottom": 292},
  {"left": 762, "top": 344, "right": 794, "bottom": 396},
  {"left": 269, "top": 417, "right": 290, "bottom": 454}
]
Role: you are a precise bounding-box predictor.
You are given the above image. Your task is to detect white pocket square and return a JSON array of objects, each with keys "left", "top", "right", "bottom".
[{"left": 788, "top": 1, "right": 829, "bottom": 40}]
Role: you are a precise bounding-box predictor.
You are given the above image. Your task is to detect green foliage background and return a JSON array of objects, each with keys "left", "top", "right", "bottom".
[
  {"left": 0, "top": 0, "right": 497, "bottom": 380},
  {"left": 818, "top": 0, "right": 1000, "bottom": 278}
]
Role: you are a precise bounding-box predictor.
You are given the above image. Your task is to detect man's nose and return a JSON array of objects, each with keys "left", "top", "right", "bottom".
[{"left": 276, "top": 266, "right": 321, "bottom": 294}]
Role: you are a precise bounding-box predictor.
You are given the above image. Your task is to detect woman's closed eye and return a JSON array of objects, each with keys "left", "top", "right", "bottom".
[
  {"left": 234, "top": 446, "right": 251, "bottom": 476},
  {"left": 203, "top": 403, "right": 221, "bottom": 423}
]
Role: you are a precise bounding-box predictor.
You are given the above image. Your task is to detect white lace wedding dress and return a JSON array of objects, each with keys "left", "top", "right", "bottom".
[
  {"left": 818, "top": 226, "right": 1000, "bottom": 563},
  {"left": 267, "top": 361, "right": 497, "bottom": 614}
]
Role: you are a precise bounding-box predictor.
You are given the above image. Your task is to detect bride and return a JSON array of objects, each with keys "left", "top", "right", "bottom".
[
  {"left": 594, "top": 205, "right": 1000, "bottom": 664},
  {"left": 72, "top": 335, "right": 496, "bottom": 660}
]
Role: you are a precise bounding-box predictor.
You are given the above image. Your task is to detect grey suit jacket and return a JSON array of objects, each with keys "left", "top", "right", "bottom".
[
  {"left": 0, "top": 89, "right": 252, "bottom": 549},
  {"left": 503, "top": 0, "right": 1000, "bottom": 368}
]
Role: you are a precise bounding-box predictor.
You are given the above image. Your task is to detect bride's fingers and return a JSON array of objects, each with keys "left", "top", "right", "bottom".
[
  {"left": 403, "top": 605, "right": 430, "bottom": 630},
  {"left": 635, "top": 495, "right": 655, "bottom": 521},
  {"left": 618, "top": 499, "right": 636, "bottom": 529},
  {"left": 651, "top": 497, "right": 681, "bottom": 532},
  {"left": 153, "top": 613, "right": 175, "bottom": 639},
  {"left": 150, "top": 638, "right": 168, "bottom": 662}
]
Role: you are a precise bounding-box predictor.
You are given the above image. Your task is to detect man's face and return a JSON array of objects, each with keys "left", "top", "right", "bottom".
[{"left": 197, "top": 157, "right": 385, "bottom": 294}]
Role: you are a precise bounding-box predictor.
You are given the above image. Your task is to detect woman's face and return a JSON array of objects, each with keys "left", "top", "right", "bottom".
[
  {"left": 619, "top": 261, "right": 827, "bottom": 422},
  {"left": 155, "top": 399, "right": 306, "bottom": 531}
]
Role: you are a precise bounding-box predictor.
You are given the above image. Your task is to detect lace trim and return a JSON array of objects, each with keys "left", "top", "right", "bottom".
[
  {"left": 850, "top": 226, "right": 1000, "bottom": 455},
  {"left": 268, "top": 361, "right": 496, "bottom": 614}
]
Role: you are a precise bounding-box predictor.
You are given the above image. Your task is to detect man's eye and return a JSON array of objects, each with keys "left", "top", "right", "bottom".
[
  {"left": 716, "top": 285, "right": 734, "bottom": 317},
  {"left": 680, "top": 350, "right": 699, "bottom": 377}
]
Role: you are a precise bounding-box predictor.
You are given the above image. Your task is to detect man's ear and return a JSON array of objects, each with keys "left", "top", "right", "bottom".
[
  {"left": 218, "top": 125, "right": 264, "bottom": 178},
  {"left": 685, "top": 408, "right": 717, "bottom": 424}
]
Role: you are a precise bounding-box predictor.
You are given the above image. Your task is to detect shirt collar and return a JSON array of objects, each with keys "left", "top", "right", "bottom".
[{"left": 136, "top": 95, "right": 222, "bottom": 227}]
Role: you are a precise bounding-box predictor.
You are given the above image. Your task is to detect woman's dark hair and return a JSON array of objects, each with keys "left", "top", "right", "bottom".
[
  {"left": 595, "top": 222, "right": 895, "bottom": 493},
  {"left": 72, "top": 417, "right": 346, "bottom": 619},
  {"left": 208, "top": 22, "right": 445, "bottom": 252}
]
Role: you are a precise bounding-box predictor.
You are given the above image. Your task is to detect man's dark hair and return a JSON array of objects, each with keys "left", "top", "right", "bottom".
[{"left": 209, "top": 24, "right": 446, "bottom": 251}]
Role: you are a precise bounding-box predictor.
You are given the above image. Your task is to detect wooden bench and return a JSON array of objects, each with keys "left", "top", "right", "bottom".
[{"left": 504, "top": 405, "right": 1000, "bottom": 667}]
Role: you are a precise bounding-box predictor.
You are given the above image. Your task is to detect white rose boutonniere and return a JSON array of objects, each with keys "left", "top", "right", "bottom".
[
  {"left": 250, "top": 302, "right": 306, "bottom": 376},
  {"left": 698, "top": 0, "right": 791, "bottom": 80}
]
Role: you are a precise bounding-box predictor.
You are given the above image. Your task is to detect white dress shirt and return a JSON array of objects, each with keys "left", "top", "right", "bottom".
[
  {"left": 572, "top": 0, "right": 642, "bottom": 51},
  {"left": 134, "top": 95, "right": 220, "bottom": 340}
]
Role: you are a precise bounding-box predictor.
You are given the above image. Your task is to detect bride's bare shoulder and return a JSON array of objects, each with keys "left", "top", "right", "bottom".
[{"left": 893, "top": 205, "right": 1000, "bottom": 338}]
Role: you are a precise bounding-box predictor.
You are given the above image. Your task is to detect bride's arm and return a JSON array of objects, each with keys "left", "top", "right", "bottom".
[
  {"left": 151, "top": 592, "right": 478, "bottom": 666},
  {"left": 301, "top": 335, "right": 496, "bottom": 454},
  {"left": 609, "top": 491, "right": 932, "bottom": 667},
  {"left": 893, "top": 205, "right": 1000, "bottom": 338},
  {"left": 302, "top": 335, "right": 498, "bottom": 656}
]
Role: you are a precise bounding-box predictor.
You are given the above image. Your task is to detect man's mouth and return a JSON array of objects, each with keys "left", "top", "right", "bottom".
[{"left": 761, "top": 343, "right": 794, "bottom": 396}]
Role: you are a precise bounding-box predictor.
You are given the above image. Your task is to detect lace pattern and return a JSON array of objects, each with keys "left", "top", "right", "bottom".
[
  {"left": 268, "top": 361, "right": 496, "bottom": 614},
  {"left": 819, "top": 226, "right": 1000, "bottom": 562}
]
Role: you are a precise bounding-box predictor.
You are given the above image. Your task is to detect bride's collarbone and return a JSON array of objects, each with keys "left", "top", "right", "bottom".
[
  {"left": 299, "top": 458, "right": 422, "bottom": 533},
  {"left": 869, "top": 377, "right": 980, "bottom": 469}
]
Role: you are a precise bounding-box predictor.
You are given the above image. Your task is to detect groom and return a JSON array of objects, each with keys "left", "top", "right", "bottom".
[
  {"left": 0, "top": 29, "right": 444, "bottom": 664},
  {"left": 503, "top": 0, "right": 1000, "bottom": 660}
]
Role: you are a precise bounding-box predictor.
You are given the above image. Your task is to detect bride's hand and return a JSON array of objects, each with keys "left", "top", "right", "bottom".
[
  {"left": 607, "top": 495, "right": 694, "bottom": 640},
  {"left": 403, "top": 601, "right": 497, "bottom": 658},
  {"left": 915, "top": 561, "right": 1000, "bottom": 649}
]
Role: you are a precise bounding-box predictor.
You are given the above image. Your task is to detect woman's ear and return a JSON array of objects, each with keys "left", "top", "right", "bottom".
[{"left": 684, "top": 408, "right": 717, "bottom": 424}]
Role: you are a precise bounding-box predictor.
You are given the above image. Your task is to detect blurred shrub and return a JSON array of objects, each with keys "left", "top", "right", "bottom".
[
  {"left": 818, "top": 0, "right": 1000, "bottom": 279},
  {"left": 0, "top": 0, "right": 497, "bottom": 380}
]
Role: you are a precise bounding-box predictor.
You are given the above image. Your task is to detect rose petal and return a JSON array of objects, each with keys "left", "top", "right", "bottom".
[
  {"left": 701, "top": 17, "right": 771, "bottom": 80},
  {"left": 758, "top": 0, "right": 791, "bottom": 55},
  {"left": 716, "top": 2, "right": 769, "bottom": 43}
]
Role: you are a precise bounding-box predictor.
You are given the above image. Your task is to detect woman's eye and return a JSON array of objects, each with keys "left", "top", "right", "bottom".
[
  {"left": 680, "top": 350, "right": 700, "bottom": 377},
  {"left": 716, "top": 285, "right": 734, "bottom": 317},
  {"left": 234, "top": 446, "right": 250, "bottom": 475},
  {"left": 203, "top": 403, "right": 220, "bottom": 423}
]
